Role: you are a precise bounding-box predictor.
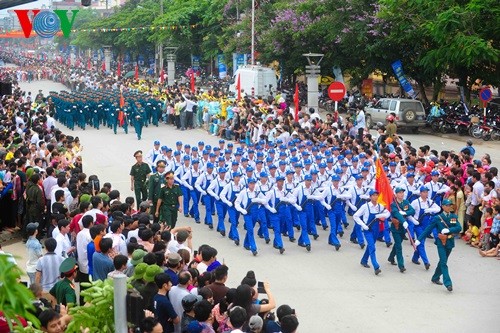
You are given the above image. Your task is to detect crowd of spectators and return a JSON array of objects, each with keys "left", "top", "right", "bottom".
[{"left": 0, "top": 64, "right": 298, "bottom": 333}]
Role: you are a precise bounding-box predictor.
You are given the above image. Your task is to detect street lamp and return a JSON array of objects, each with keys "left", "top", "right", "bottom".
[
  {"left": 303, "top": 53, "right": 324, "bottom": 113},
  {"left": 103, "top": 45, "right": 111, "bottom": 73}
]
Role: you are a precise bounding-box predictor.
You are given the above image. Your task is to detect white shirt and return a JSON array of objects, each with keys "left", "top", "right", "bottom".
[
  {"left": 76, "top": 228, "right": 92, "bottom": 274},
  {"left": 353, "top": 202, "right": 390, "bottom": 226},
  {"left": 104, "top": 232, "right": 127, "bottom": 256},
  {"left": 50, "top": 186, "right": 73, "bottom": 208},
  {"left": 471, "top": 181, "right": 485, "bottom": 205},
  {"left": 54, "top": 232, "right": 72, "bottom": 258}
]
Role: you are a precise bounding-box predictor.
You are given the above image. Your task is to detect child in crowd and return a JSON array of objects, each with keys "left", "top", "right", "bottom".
[
  {"left": 481, "top": 207, "right": 493, "bottom": 250},
  {"left": 202, "top": 106, "right": 210, "bottom": 131},
  {"left": 463, "top": 183, "right": 473, "bottom": 234},
  {"left": 490, "top": 205, "right": 500, "bottom": 248},
  {"left": 463, "top": 221, "right": 480, "bottom": 246}
]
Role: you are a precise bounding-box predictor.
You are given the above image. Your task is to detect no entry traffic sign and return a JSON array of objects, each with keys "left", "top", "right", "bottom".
[
  {"left": 328, "top": 81, "right": 346, "bottom": 102},
  {"left": 479, "top": 88, "right": 493, "bottom": 102}
]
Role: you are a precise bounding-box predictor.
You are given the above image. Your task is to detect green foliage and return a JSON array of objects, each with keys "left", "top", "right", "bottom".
[
  {"left": 0, "top": 255, "right": 40, "bottom": 331},
  {"left": 68, "top": 0, "right": 499, "bottom": 94},
  {"left": 65, "top": 279, "right": 119, "bottom": 333}
]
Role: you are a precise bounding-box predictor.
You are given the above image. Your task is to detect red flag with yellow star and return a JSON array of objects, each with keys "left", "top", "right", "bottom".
[{"left": 375, "top": 158, "right": 393, "bottom": 212}]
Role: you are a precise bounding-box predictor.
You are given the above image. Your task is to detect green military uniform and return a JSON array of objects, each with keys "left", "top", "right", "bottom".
[
  {"left": 130, "top": 161, "right": 151, "bottom": 206},
  {"left": 417, "top": 199, "right": 461, "bottom": 290},
  {"left": 49, "top": 257, "right": 77, "bottom": 305},
  {"left": 148, "top": 171, "right": 166, "bottom": 223},
  {"left": 49, "top": 278, "right": 76, "bottom": 306},
  {"left": 158, "top": 183, "right": 183, "bottom": 228},
  {"left": 389, "top": 188, "right": 416, "bottom": 272}
]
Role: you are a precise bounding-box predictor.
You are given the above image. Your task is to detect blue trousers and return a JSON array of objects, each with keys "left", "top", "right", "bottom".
[
  {"left": 256, "top": 207, "right": 270, "bottom": 240},
  {"left": 306, "top": 203, "right": 318, "bottom": 237},
  {"left": 243, "top": 207, "right": 259, "bottom": 252},
  {"left": 432, "top": 245, "right": 453, "bottom": 287},
  {"left": 268, "top": 212, "right": 284, "bottom": 249},
  {"left": 361, "top": 228, "right": 380, "bottom": 271},
  {"left": 202, "top": 194, "right": 213, "bottom": 226},
  {"left": 412, "top": 224, "right": 430, "bottom": 264},
  {"left": 350, "top": 223, "right": 365, "bottom": 245},
  {"left": 189, "top": 189, "right": 200, "bottom": 221},
  {"left": 379, "top": 219, "right": 392, "bottom": 244},
  {"left": 336, "top": 208, "right": 348, "bottom": 234},
  {"left": 280, "top": 205, "right": 294, "bottom": 240},
  {"left": 228, "top": 207, "right": 240, "bottom": 241},
  {"left": 215, "top": 200, "right": 227, "bottom": 232},
  {"left": 291, "top": 206, "right": 299, "bottom": 228},
  {"left": 327, "top": 209, "right": 342, "bottom": 246},
  {"left": 297, "top": 206, "right": 313, "bottom": 246},
  {"left": 314, "top": 201, "right": 327, "bottom": 228},
  {"left": 181, "top": 186, "right": 191, "bottom": 216}
]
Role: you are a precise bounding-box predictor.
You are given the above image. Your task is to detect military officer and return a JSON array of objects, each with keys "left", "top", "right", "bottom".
[
  {"left": 414, "top": 199, "right": 462, "bottom": 292},
  {"left": 389, "top": 187, "right": 415, "bottom": 273},
  {"left": 49, "top": 257, "right": 77, "bottom": 306},
  {"left": 353, "top": 190, "right": 391, "bottom": 275},
  {"left": 156, "top": 171, "right": 183, "bottom": 229},
  {"left": 148, "top": 160, "right": 167, "bottom": 223},
  {"left": 130, "top": 150, "right": 152, "bottom": 207}
]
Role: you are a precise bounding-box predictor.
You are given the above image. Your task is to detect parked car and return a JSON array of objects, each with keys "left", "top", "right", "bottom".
[{"left": 364, "top": 98, "right": 426, "bottom": 132}]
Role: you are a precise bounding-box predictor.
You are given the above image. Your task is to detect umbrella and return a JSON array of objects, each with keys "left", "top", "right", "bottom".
[{"left": 124, "top": 71, "right": 135, "bottom": 78}]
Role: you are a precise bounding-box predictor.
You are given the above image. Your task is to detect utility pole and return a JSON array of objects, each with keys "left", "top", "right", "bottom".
[
  {"left": 251, "top": 0, "right": 255, "bottom": 65},
  {"left": 158, "top": 0, "right": 164, "bottom": 76}
]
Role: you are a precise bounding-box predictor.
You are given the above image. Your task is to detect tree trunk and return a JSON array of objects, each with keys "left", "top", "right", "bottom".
[
  {"left": 432, "top": 78, "right": 444, "bottom": 102},
  {"left": 417, "top": 80, "right": 429, "bottom": 106},
  {"left": 457, "top": 69, "right": 470, "bottom": 103}
]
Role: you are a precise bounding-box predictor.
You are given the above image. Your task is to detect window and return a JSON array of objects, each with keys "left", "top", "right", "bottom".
[
  {"left": 400, "top": 101, "right": 424, "bottom": 113},
  {"left": 389, "top": 101, "right": 397, "bottom": 111},
  {"left": 378, "top": 100, "right": 390, "bottom": 110}
]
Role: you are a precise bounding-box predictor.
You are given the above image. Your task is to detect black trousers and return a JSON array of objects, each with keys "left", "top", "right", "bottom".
[{"left": 471, "top": 205, "right": 482, "bottom": 228}]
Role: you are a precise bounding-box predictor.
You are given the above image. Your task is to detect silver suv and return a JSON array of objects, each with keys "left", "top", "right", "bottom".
[{"left": 364, "top": 98, "right": 426, "bottom": 133}]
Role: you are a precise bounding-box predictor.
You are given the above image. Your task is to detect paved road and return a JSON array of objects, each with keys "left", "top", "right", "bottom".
[{"left": 4, "top": 80, "right": 500, "bottom": 332}]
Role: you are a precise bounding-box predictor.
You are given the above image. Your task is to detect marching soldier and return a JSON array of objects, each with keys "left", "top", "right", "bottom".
[
  {"left": 220, "top": 172, "right": 245, "bottom": 245},
  {"left": 156, "top": 171, "right": 183, "bottom": 229},
  {"left": 148, "top": 160, "right": 167, "bottom": 223},
  {"left": 207, "top": 167, "right": 229, "bottom": 236},
  {"left": 414, "top": 199, "right": 461, "bottom": 291},
  {"left": 408, "top": 187, "right": 441, "bottom": 269},
  {"left": 389, "top": 187, "right": 415, "bottom": 273},
  {"left": 130, "top": 150, "right": 152, "bottom": 207},
  {"left": 320, "top": 175, "right": 352, "bottom": 251},
  {"left": 195, "top": 163, "right": 217, "bottom": 229},
  {"left": 353, "top": 190, "right": 390, "bottom": 275}
]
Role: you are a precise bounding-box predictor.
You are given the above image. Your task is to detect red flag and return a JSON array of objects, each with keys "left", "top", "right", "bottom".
[
  {"left": 119, "top": 92, "right": 125, "bottom": 108},
  {"left": 118, "top": 111, "right": 124, "bottom": 127},
  {"left": 118, "top": 92, "right": 125, "bottom": 126},
  {"left": 160, "top": 69, "right": 165, "bottom": 83},
  {"left": 190, "top": 72, "right": 195, "bottom": 93},
  {"left": 117, "top": 61, "right": 121, "bottom": 77},
  {"left": 375, "top": 158, "right": 394, "bottom": 212},
  {"left": 87, "top": 58, "right": 91, "bottom": 70},
  {"left": 102, "top": 61, "right": 106, "bottom": 72},
  {"left": 293, "top": 83, "right": 299, "bottom": 122},
  {"left": 134, "top": 64, "right": 139, "bottom": 80},
  {"left": 236, "top": 74, "right": 241, "bottom": 101}
]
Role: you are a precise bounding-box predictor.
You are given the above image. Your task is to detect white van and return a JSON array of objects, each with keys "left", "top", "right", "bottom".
[{"left": 229, "top": 65, "right": 278, "bottom": 98}]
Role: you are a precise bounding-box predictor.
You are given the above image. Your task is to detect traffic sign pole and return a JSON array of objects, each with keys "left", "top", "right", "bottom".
[{"left": 479, "top": 88, "right": 492, "bottom": 119}]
